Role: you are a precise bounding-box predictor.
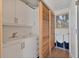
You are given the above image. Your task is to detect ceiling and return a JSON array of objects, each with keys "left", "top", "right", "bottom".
[{"left": 43, "top": 0, "right": 73, "bottom": 11}]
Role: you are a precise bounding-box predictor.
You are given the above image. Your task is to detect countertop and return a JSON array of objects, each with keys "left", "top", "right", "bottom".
[{"left": 3, "top": 35, "right": 38, "bottom": 47}]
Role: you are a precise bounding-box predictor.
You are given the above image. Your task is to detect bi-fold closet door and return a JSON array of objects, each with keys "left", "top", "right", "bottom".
[{"left": 39, "top": 1, "right": 55, "bottom": 58}]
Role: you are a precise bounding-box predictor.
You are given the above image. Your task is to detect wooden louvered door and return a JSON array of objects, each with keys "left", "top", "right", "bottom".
[{"left": 39, "top": 2, "right": 49, "bottom": 58}]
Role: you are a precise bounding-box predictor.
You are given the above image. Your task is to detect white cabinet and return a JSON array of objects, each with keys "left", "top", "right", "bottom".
[
  {"left": 16, "top": 0, "right": 34, "bottom": 26},
  {"left": 3, "top": 0, "right": 15, "bottom": 25},
  {"left": 3, "top": 41, "right": 22, "bottom": 58},
  {"left": 3, "top": 0, "right": 34, "bottom": 26},
  {"left": 22, "top": 38, "right": 38, "bottom": 58},
  {"left": 3, "top": 39, "right": 25, "bottom": 58},
  {"left": 3, "top": 37, "right": 38, "bottom": 58},
  {"left": 22, "top": 38, "right": 34, "bottom": 58}
]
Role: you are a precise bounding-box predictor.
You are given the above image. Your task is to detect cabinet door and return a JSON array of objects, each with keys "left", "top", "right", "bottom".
[
  {"left": 22, "top": 38, "right": 38, "bottom": 58},
  {"left": 32, "top": 38, "right": 39, "bottom": 58},
  {"left": 3, "top": 43, "right": 22, "bottom": 58},
  {"left": 15, "top": 0, "right": 23, "bottom": 25},
  {"left": 3, "top": 0, "right": 15, "bottom": 25},
  {"left": 16, "top": 0, "right": 34, "bottom": 26},
  {"left": 29, "top": 38, "right": 38, "bottom": 58},
  {"left": 22, "top": 38, "right": 34, "bottom": 58}
]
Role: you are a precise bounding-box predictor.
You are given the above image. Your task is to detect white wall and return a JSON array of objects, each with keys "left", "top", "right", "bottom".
[
  {"left": 31, "top": 7, "right": 39, "bottom": 57},
  {"left": 69, "top": 0, "right": 78, "bottom": 57},
  {"left": 32, "top": 7, "right": 39, "bottom": 36}
]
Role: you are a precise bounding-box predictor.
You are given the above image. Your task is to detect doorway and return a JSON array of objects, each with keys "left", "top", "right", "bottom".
[{"left": 55, "top": 13, "right": 69, "bottom": 52}]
